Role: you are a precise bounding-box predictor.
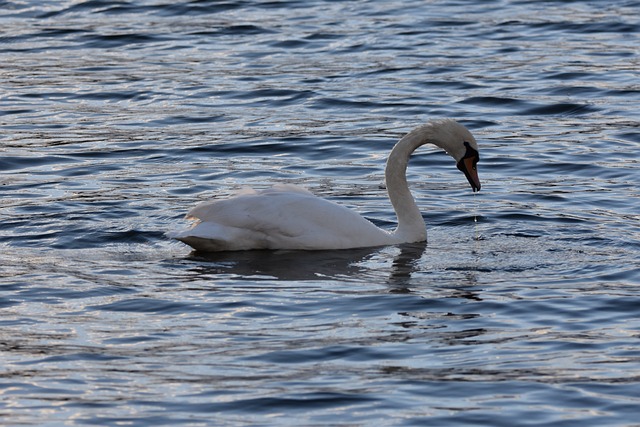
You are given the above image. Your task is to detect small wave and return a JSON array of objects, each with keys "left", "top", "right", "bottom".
[
  {"left": 89, "top": 297, "right": 198, "bottom": 314},
  {"left": 190, "top": 25, "right": 275, "bottom": 37},
  {"left": 52, "top": 230, "right": 167, "bottom": 250},
  {"left": 520, "top": 102, "right": 598, "bottom": 116},
  {"left": 78, "top": 33, "right": 170, "bottom": 49},
  {"left": 460, "top": 96, "right": 528, "bottom": 107}
]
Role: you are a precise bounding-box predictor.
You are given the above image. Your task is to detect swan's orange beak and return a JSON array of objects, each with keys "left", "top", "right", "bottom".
[
  {"left": 456, "top": 141, "right": 481, "bottom": 192},
  {"left": 457, "top": 155, "right": 481, "bottom": 192}
]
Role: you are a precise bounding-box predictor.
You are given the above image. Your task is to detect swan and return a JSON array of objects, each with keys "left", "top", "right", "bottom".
[{"left": 169, "top": 119, "right": 480, "bottom": 252}]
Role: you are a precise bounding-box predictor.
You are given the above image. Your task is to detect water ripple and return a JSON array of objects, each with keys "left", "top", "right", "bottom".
[{"left": 1, "top": 0, "right": 639, "bottom": 426}]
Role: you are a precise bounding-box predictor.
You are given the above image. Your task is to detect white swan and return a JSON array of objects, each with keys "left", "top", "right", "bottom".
[{"left": 170, "top": 119, "right": 480, "bottom": 252}]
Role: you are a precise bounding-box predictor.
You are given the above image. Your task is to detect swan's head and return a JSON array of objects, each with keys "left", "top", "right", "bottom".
[{"left": 422, "top": 119, "right": 481, "bottom": 192}]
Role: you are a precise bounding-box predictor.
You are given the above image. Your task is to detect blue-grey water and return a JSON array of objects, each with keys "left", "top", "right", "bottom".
[{"left": 1, "top": 0, "right": 639, "bottom": 425}]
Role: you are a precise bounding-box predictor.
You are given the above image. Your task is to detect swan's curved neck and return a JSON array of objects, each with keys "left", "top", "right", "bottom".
[{"left": 385, "top": 129, "right": 431, "bottom": 242}]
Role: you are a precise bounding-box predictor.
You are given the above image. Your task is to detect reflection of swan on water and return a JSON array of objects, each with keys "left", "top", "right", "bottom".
[
  {"left": 170, "top": 119, "right": 480, "bottom": 252},
  {"left": 188, "top": 242, "right": 427, "bottom": 282}
]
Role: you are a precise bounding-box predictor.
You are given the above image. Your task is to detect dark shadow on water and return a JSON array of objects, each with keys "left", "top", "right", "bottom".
[{"left": 187, "top": 242, "right": 427, "bottom": 283}]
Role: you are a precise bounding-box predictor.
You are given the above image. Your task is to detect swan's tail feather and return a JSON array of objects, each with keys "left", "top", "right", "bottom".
[
  {"left": 173, "top": 235, "right": 230, "bottom": 252},
  {"left": 167, "top": 222, "right": 264, "bottom": 252}
]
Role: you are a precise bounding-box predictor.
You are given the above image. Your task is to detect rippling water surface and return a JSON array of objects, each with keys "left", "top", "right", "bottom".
[{"left": 1, "top": 0, "right": 640, "bottom": 425}]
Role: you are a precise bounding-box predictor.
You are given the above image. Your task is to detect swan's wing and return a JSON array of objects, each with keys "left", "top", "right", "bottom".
[
  {"left": 180, "top": 187, "right": 393, "bottom": 250},
  {"left": 186, "top": 186, "right": 316, "bottom": 226}
]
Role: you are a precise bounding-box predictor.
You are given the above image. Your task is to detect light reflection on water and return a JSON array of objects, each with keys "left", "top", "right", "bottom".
[{"left": 1, "top": 0, "right": 640, "bottom": 425}]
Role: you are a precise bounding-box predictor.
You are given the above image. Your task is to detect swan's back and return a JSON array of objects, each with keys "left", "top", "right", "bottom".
[{"left": 170, "top": 185, "right": 396, "bottom": 251}]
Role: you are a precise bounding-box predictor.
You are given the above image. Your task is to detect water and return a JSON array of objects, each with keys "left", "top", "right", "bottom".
[{"left": 1, "top": 0, "right": 639, "bottom": 425}]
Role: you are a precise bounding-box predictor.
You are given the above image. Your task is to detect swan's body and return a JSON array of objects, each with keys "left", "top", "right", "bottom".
[{"left": 170, "top": 119, "right": 480, "bottom": 252}]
